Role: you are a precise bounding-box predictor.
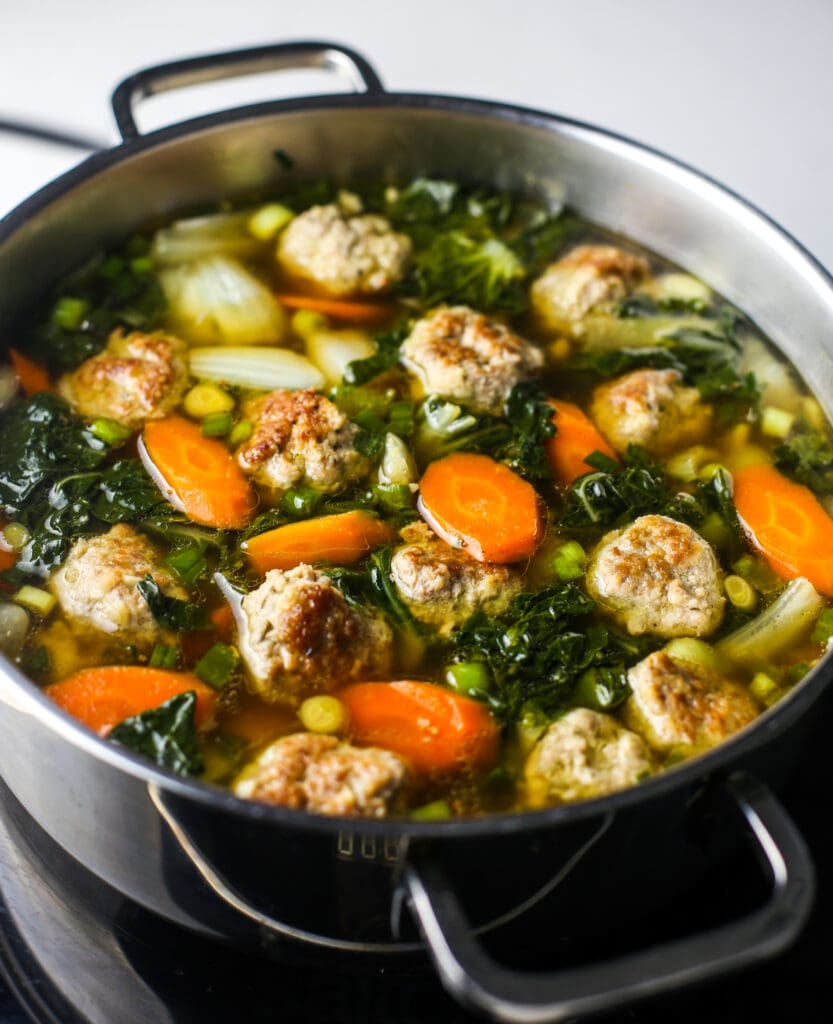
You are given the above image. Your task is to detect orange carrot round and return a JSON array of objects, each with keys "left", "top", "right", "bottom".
[
  {"left": 46, "top": 666, "right": 218, "bottom": 736},
  {"left": 9, "top": 348, "right": 51, "bottom": 396},
  {"left": 339, "top": 680, "right": 500, "bottom": 774},
  {"left": 243, "top": 510, "right": 394, "bottom": 573},
  {"left": 733, "top": 462, "right": 833, "bottom": 595},
  {"left": 546, "top": 399, "right": 617, "bottom": 486},
  {"left": 141, "top": 416, "right": 256, "bottom": 530},
  {"left": 276, "top": 293, "right": 395, "bottom": 325},
  {"left": 418, "top": 452, "right": 543, "bottom": 563}
]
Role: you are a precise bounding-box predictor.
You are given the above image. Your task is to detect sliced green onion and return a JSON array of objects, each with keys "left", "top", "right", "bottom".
[
  {"left": 281, "top": 487, "right": 323, "bottom": 517},
  {"left": 388, "top": 401, "right": 415, "bottom": 438},
  {"left": 811, "top": 607, "right": 833, "bottom": 645},
  {"left": 291, "top": 309, "right": 329, "bottom": 338},
  {"left": 194, "top": 643, "right": 240, "bottom": 690},
  {"left": 149, "top": 643, "right": 179, "bottom": 669},
  {"left": 90, "top": 417, "right": 132, "bottom": 447},
  {"left": 664, "top": 637, "right": 720, "bottom": 673},
  {"left": 202, "top": 411, "right": 233, "bottom": 437},
  {"left": 573, "top": 666, "right": 630, "bottom": 710},
  {"left": 411, "top": 799, "right": 451, "bottom": 821},
  {"left": 3, "top": 522, "right": 30, "bottom": 552},
  {"left": 750, "top": 671, "right": 780, "bottom": 705},
  {"left": 130, "top": 256, "right": 154, "bottom": 275},
  {"left": 552, "top": 540, "right": 586, "bottom": 581},
  {"left": 13, "top": 586, "right": 56, "bottom": 617},
  {"left": 97, "top": 256, "right": 125, "bottom": 279},
  {"left": 51, "top": 297, "right": 89, "bottom": 331},
  {"left": 373, "top": 483, "right": 414, "bottom": 512},
  {"left": 248, "top": 203, "right": 294, "bottom": 241},
  {"left": 445, "top": 661, "right": 492, "bottom": 696},
  {"left": 183, "top": 383, "right": 235, "bottom": 419},
  {"left": 229, "top": 419, "right": 254, "bottom": 446},
  {"left": 731, "top": 554, "right": 782, "bottom": 594},
  {"left": 165, "top": 545, "right": 208, "bottom": 586},
  {"left": 298, "top": 695, "right": 347, "bottom": 734},
  {"left": 724, "top": 574, "right": 758, "bottom": 613}
]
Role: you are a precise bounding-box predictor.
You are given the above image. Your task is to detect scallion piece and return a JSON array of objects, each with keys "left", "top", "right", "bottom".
[
  {"left": 194, "top": 642, "right": 240, "bottom": 690},
  {"left": 51, "top": 297, "right": 89, "bottom": 331},
  {"left": 90, "top": 417, "right": 132, "bottom": 447},
  {"left": 165, "top": 545, "right": 208, "bottom": 587},
  {"left": 229, "top": 419, "right": 253, "bottom": 446},
  {"left": 411, "top": 800, "right": 451, "bottom": 822},
  {"left": 552, "top": 540, "right": 586, "bottom": 581},
  {"left": 281, "top": 486, "right": 323, "bottom": 517},
  {"left": 149, "top": 643, "right": 179, "bottom": 669},
  {"left": 201, "top": 411, "right": 233, "bottom": 438},
  {"left": 445, "top": 661, "right": 492, "bottom": 697},
  {"left": 811, "top": 608, "right": 833, "bottom": 645}
]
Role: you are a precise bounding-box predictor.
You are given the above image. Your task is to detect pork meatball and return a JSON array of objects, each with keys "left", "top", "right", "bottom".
[
  {"left": 237, "top": 565, "right": 394, "bottom": 705},
  {"left": 400, "top": 306, "right": 544, "bottom": 416},
  {"left": 234, "top": 732, "right": 410, "bottom": 817},
  {"left": 625, "top": 650, "right": 759, "bottom": 752},
  {"left": 58, "top": 329, "right": 188, "bottom": 430},
  {"left": 236, "top": 388, "right": 369, "bottom": 496},
  {"left": 524, "top": 708, "right": 653, "bottom": 805},
  {"left": 389, "top": 522, "right": 523, "bottom": 635},
  {"left": 277, "top": 203, "right": 412, "bottom": 297},
  {"left": 49, "top": 524, "right": 188, "bottom": 642},
  {"left": 589, "top": 368, "right": 713, "bottom": 457},
  {"left": 530, "top": 244, "right": 650, "bottom": 337},
  {"left": 586, "top": 514, "right": 725, "bottom": 638}
]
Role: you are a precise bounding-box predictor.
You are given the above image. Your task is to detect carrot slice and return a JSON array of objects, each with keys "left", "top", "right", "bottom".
[
  {"left": 276, "top": 293, "right": 395, "bottom": 325},
  {"left": 418, "top": 452, "right": 544, "bottom": 563},
  {"left": 9, "top": 348, "right": 51, "bottom": 396},
  {"left": 339, "top": 680, "right": 500, "bottom": 774},
  {"left": 733, "top": 462, "right": 833, "bottom": 595},
  {"left": 142, "top": 416, "right": 256, "bottom": 530},
  {"left": 546, "top": 399, "right": 617, "bottom": 486},
  {"left": 243, "top": 510, "right": 395, "bottom": 573},
  {"left": 46, "top": 666, "right": 218, "bottom": 736}
]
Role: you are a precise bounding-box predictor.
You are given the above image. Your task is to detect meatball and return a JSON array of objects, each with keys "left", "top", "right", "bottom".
[
  {"left": 234, "top": 732, "right": 410, "bottom": 817},
  {"left": 589, "top": 368, "right": 713, "bottom": 457},
  {"left": 389, "top": 522, "right": 523, "bottom": 635},
  {"left": 58, "top": 329, "right": 188, "bottom": 430},
  {"left": 277, "top": 203, "right": 412, "bottom": 297},
  {"left": 524, "top": 708, "right": 653, "bottom": 806},
  {"left": 237, "top": 565, "right": 394, "bottom": 705},
  {"left": 236, "top": 388, "right": 369, "bottom": 496},
  {"left": 625, "top": 650, "right": 759, "bottom": 752},
  {"left": 400, "top": 306, "right": 544, "bottom": 416},
  {"left": 586, "top": 514, "right": 725, "bottom": 638},
  {"left": 49, "top": 524, "right": 187, "bottom": 642},
  {"left": 530, "top": 244, "right": 650, "bottom": 336}
]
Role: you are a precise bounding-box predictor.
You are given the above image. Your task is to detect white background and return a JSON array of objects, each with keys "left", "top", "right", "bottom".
[{"left": 1, "top": 0, "right": 832, "bottom": 269}]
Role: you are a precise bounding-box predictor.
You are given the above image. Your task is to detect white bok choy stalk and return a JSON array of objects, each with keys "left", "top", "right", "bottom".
[
  {"left": 189, "top": 346, "right": 324, "bottom": 391},
  {"left": 304, "top": 328, "right": 376, "bottom": 387},
  {"left": 716, "top": 577, "right": 824, "bottom": 669},
  {"left": 150, "top": 211, "right": 265, "bottom": 266},
  {"left": 159, "top": 256, "right": 287, "bottom": 345}
]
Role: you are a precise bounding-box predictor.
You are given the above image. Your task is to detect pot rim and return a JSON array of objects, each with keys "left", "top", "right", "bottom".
[{"left": 2, "top": 88, "right": 832, "bottom": 839}]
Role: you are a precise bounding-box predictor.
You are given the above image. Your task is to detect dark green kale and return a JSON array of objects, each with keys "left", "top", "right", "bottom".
[
  {"left": 22, "top": 238, "right": 166, "bottom": 374},
  {"left": 450, "top": 583, "right": 656, "bottom": 722},
  {"left": 343, "top": 325, "right": 410, "bottom": 386},
  {"left": 93, "top": 459, "right": 173, "bottom": 523},
  {"left": 559, "top": 446, "right": 702, "bottom": 529},
  {"left": 697, "top": 467, "right": 749, "bottom": 558},
  {"left": 775, "top": 426, "right": 833, "bottom": 494},
  {"left": 136, "top": 575, "right": 209, "bottom": 632},
  {"left": 109, "top": 691, "right": 203, "bottom": 776},
  {"left": 324, "top": 545, "right": 417, "bottom": 627},
  {"left": 616, "top": 292, "right": 709, "bottom": 318}
]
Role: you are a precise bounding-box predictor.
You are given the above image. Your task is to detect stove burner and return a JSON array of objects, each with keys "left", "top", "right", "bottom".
[{"left": 0, "top": 741, "right": 830, "bottom": 1024}]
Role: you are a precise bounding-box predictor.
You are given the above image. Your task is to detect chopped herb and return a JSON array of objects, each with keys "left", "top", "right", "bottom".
[
  {"left": 109, "top": 691, "right": 203, "bottom": 776},
  {"left": 775, "top": 426, "right": 833, "bottom": 494},
  {"left": 137, "top": 575, "right": 209, "bottom": 631},
  {"left": 194, "top": 643, "right": 240, "bottom": 690}
]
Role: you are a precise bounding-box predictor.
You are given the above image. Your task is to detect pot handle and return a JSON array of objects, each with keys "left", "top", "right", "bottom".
[
  {"left": 111, "top": 41, "right": 385, "bottom": 142},
  {"left": 403, "top": 772, "right": 815, "bottom": 1024}
]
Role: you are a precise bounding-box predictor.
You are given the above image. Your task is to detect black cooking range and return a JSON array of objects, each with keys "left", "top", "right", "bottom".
[{"left": 0, "top": 715, "right": 829, "bottom": 1024}]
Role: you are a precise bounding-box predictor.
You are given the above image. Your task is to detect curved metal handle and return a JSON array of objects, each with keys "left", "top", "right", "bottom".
[
  {"left": 404, "top": 772, "right": 816, "bottom": 1024},
  {"left": 111, "top": 40, "right": 385, "bottom": 141}
]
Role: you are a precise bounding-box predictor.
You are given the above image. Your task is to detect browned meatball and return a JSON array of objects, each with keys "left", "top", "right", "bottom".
[
  {"left": 389, "top": 522, "right": 523, "bottom": 635},
  {"left": 233, "top": 732, "right": 410, "bottom": 817},
  {"left": 625, "top": 650, "right": 759, "bottom": 752},
  {"left": 530, "top": 244, "right": 650, "bottom": 336},
  {"left": 58, "top": 329, "right": 188, "bottom": 430},
  {"left": 590, "top": 368, "right": 713, "bottom": 457},
  {"left": 586, "top": 514, "right": 725, "bottom": 638},
  {"left": 237, "top": 565, "right": 394, "bottom": 705},
  {"left": 236, "top": 388, "right": 368, "bottom": 497},
  {"left": 400, "top": 306, "right": 544, "bottom": 415}
]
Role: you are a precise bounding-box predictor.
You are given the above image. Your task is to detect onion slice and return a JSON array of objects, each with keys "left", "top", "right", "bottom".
[{"left": 189, "top": 346, "right": 324, "bottom": 391}]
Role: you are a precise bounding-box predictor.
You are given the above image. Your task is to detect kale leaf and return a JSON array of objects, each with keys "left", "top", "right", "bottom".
[
  {"left": 324, "top": 545, "right": 417, "bottom": 627},
  {"left": 344, "top": 325, "right": 410, "bottom": 386},
  {"left": 109, "top": 691, "right": 203, "bottom": 776},
  {"left": 450, "top": 583, "right": 655, "bottom": 722},
  {"left": 560, "top": 446, "right": 702, "bottom": 529},
  {"left": 137, "top": 575, "right": 209, "bottom": 632},
  {"left": 775, "top": 426, "right": 833, "bottom": 494}
]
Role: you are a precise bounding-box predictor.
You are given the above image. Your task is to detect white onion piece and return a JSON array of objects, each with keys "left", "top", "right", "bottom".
[
  {"left": 0, "top": 365, "right": 18, "bottom": 412},
  {"left": 151, "top": 211, "right": 264, "bottom": 266},
  {"left": 159, "top": 256, "right": 287, "bottom": 345},
  {"left": 137, "top": 434, "right": 187, "bottom": 514},
  {"left": 304, "top": 328, "right": 375, "bottom": 387},
  {"left": 189, "top": 346, "right": 324, "bottom": 391},
  {"left": 0, "top": 603, "right": 30, "bottom": 658}
]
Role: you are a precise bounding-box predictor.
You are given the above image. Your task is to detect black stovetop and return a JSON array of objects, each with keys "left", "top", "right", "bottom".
[{"left": 0, "top": 736, "right": 830, "bottom": 1024}]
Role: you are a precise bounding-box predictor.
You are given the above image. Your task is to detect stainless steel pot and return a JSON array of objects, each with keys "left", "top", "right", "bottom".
[{"left": 0, "top": 41, "right": 831, "bottom": 1024}]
